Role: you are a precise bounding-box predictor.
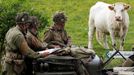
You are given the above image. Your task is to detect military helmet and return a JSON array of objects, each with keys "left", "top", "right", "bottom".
[
  {"left": 29, "top": 16, "right": 39, "bottom": 27},
  {"left": 53, "top": 11, "right": 67, "bottom": 23},
  {"left": 16, "top": 12, "right": 31, "bottom": 24}
]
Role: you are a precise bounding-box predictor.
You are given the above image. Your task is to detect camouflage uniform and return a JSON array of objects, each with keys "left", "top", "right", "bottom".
[
  {"left": 43, "top": 11, "right": 71, "bottom": 48},
  {"left": 1, "top": 13, "right": 42, "bottom": 75}
]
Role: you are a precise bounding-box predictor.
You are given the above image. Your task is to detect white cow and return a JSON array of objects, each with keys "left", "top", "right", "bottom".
[{"left": 88, "top": 2, "right": 130, "bottom": 50}]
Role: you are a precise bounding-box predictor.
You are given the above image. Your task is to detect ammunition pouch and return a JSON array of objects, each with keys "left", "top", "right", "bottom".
[
  {"left": 5, "top": 51, "right": 25, "bottom": 74},
  {"left": 13, "top": 59, "right": 25, "bottom": 74}
]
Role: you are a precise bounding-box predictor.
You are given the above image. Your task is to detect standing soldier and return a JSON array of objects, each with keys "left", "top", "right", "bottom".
[
  {"left": 1, "top": 12, "right": 49, "bottom": 75},
  {"left": 25, "top": 16, "right": 48, "bottom": 75},
  {"left": 43, "top": 11, "right": 71, "bottom": 48}
]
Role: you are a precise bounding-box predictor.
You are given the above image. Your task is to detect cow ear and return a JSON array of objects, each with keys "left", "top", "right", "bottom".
[
  {"left": 124, "top": 4, "right": 130, "bottom": 10},
  {"left": 108, "top": 5, "right": 114, "bottom": 10}
]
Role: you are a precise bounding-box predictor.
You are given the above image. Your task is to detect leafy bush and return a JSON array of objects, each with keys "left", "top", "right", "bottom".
[
  {"left": 0, "top": 0, "right": 48, "bottom": 53},
  {"left": 0, "top": 0, "right": 21, "bottom": 51}
]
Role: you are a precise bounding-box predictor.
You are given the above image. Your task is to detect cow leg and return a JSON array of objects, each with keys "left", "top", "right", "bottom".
[
  {"left": 119, "top": 27, "right": 127, "bottom": 50},
  {"left": 109, "top": 31, "right": 116, "bottom": 50},
  {"left": 103, "top": 35, "right": 110, "bottom": 49},
  {"left": 96, "top": 31, "right": 103, "bottom": 48},
  {"left": 120, "top": 38, "right": 124, "bottom": 50},
  {"left": 96, "top": 31, "right": 109, "bottom": 49},
  {"left": 88, "top": 19, "right": 95, "bottom": 49}
]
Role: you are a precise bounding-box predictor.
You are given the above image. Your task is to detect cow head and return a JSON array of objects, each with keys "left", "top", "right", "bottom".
[{"left": 108, "top": 3, "right": 130, "bottom": 21}]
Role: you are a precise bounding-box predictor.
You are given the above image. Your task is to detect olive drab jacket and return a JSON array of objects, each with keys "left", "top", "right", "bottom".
[
  {"left": 26, "top": 31, "right": 47, "bottom": 51},
  {"left": 43, "top": 27, "right": 71, "bottom": 48},
  {"left": 25, "top": 31, "right": 48, "bottom": 75},
  {"left": 2, "top": 26, "right": 42, "bottom": 75}
]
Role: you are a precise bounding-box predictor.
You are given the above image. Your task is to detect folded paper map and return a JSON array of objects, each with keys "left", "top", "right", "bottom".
[{"left": 38, "top": 48, "right": 61, "bottom": 54}]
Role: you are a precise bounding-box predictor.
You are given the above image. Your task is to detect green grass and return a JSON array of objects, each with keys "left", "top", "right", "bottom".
[
  {"left": 1, "top": 0, "right": 134, "bottom": 70},
  {"left": 30, "top": 0, "right": 134, "bottom": 47},
  {"left": 27, "top": 0, "right": 134, "bottom": 68},
  {"left": 104, "top": 58, "right": 124, "bottom": 69}
]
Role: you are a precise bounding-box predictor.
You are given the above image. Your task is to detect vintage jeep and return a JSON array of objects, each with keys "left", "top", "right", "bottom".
[
  {"left": 32, "top": 55, "right": 103, "bottom": 75},
  {"left": 32, "top": 55, "right": 80, "bottom": 75}
]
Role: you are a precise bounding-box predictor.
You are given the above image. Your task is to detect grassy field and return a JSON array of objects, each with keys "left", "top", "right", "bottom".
[
  {"left": 29, "top": 1, "right": 134, "bottom": 51},
  {"left": 27, "top": 0, "right": 134, "bottom": 68},
  {"left": 0, "top": 0, "right": 134, "bottom": 71}
]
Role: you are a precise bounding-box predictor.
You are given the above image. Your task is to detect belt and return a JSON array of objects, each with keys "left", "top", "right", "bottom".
[{"left": 5, "top": 51, "right": 22, "bottom": 59}]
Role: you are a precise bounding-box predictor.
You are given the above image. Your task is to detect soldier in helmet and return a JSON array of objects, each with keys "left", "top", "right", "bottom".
[
  {"left": 43, "top": 11, "right": 72, "bottom": 48},
  {"left": 25, "top": 16, "right": 48, "bottom": 75},
  {"left": 1, "top": 12, "right": 49, "bottom": 75},
  {"left": 43, "top": 11, "right": 94, "bottom": 75},
  {"left": 26, "top": 16, "right": 47, "bottom": 51}
]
